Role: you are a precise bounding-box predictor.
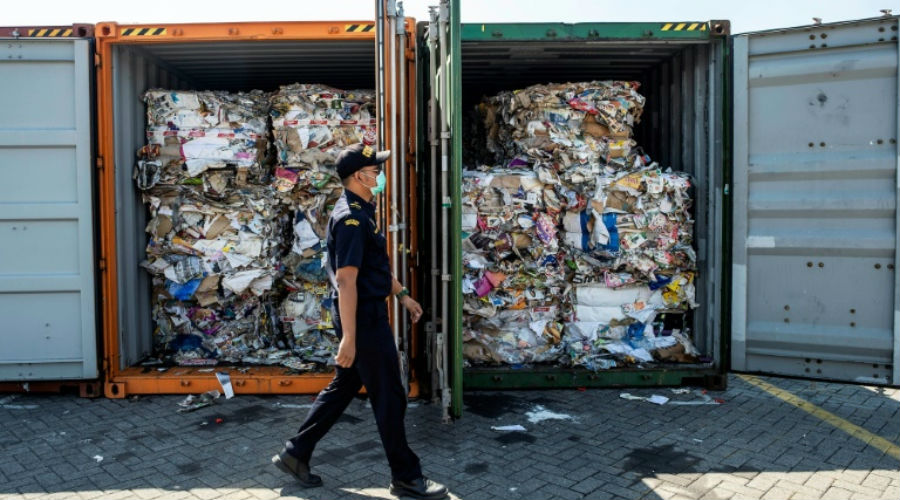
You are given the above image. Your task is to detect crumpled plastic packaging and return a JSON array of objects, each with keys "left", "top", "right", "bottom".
[
  {"left": 277, "top": 281, "right": 338, "bottom": 367},
  {"left": 134, "top": 85, "right": 376, "bottom": 370},
  {"left": 177, "top": 390, "right": 221, "bottom": 413},
  {"left": 461, "top": 81, "right": 701, "bottom": 370}
]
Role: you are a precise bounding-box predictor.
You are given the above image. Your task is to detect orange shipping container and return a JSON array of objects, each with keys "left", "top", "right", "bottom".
[{"left": 93, "top": 20, "right": 419, "bottom": 398}]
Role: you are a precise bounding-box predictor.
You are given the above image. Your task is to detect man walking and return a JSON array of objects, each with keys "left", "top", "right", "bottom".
[{"left": 273, "top": 143, "right": 448, "bottom": 500}]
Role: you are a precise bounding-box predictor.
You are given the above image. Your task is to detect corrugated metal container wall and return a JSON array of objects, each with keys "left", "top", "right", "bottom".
[
  {"left": 731, "top": 16, "right": 900, "bottom": 386},
  {"left": 94, "top": 20, "right": 419, "bottom": 398},
  {"left": 0, "top": 26, "right": 99, "bottom": 388}
]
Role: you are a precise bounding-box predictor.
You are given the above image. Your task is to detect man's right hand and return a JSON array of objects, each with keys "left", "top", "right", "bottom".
[{"left": 335, "top": 337, "right": 356, "bottom": 368}]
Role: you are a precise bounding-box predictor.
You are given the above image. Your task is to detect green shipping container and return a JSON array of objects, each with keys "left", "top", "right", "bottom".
[
  {"left": 417, "top": 0, "right": 900, "bottom": 418},
  {"left": 416, "top": 3, "right": 730, "bottom": 419},
  {"left": 416, "top": 1, "right": 900, "bottom": 419}
]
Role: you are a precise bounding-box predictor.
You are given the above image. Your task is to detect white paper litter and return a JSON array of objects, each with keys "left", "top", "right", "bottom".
[
  {"left": 667, "top": 391, "right": 722, "bottom": 405},
  {"left": 620, "top": 390, "right": 720, "bottom": 406},
  {"left": 222, "top": 269, "right": 264, "bottom": 294},
  {"left": 525, "top": 405, "right": 574, "bottom": 424},
  {"left": 216, "top": 372, "right": 235, "bottom": 399},
  {"left": 647, "top": 395, "right": 670, "bottom": 405},
  {"left": 274, "top": 402, "right": 314, "bottom": 409},
  {"left": 0, "top": 394, "right": 38, "bottom": 410},
  {"left": 293, "top": 219, "right": 320, "bottom": 252},
  {"left": 490, "top": 425, "right": 527, "bottom": 432}
]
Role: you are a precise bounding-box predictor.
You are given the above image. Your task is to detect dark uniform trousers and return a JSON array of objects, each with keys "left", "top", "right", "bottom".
[{"left": 284, "top": 299, "right": 422, "bottom": 482}]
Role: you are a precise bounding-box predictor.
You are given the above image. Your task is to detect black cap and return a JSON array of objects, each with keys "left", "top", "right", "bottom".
[{"left": 336, "top": 143, "right": 391, "bottom": 179}]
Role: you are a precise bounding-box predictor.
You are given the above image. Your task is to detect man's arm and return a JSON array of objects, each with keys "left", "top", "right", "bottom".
[
  {"left": 331, "top": 213, "right": 366, "bottom": 367},
  {"left": 391, "top": 275, "right": 423, "bottom": 323},
  {"left": 334, "top": 266, "right": 359, "bottom": 368}
]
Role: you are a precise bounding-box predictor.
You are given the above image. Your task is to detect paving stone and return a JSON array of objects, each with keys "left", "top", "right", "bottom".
[{"left": 0, "top": 374, "right": 897, "bottom": 500}]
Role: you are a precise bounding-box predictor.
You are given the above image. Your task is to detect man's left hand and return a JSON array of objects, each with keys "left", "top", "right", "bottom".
[{"left": 400, "top": 296, "right": 423, "bottom": 323}]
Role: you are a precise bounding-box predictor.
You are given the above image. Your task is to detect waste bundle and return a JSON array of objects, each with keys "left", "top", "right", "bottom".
[
  {"left": 134, "top": 86, "right": 376, "bottom": 369},
  {"left": 268, "top": 84, "right": 377, "bottom": 368},
  {"left": 461, "top": 81, "right": 702, "bottom": 370},
  {"left": 136, "top": 90, "right": 270, "bottom": 192}
]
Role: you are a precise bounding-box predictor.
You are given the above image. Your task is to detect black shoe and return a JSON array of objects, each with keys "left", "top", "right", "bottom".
[
  {"left": 271, "top": 450, "right": 323, "bottom": 488},
  {"left": 389, "top": 477, "right": 449, "bottom": 499}
]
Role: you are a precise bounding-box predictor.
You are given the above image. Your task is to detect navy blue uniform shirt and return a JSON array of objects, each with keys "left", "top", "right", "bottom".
[{"left": 327, "top": 189, "right": 392, "bottom": 301}]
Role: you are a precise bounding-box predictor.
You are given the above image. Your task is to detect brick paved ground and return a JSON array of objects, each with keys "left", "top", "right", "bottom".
[{"left": 1, "top": 374, "right": 898, "bottom": 500}]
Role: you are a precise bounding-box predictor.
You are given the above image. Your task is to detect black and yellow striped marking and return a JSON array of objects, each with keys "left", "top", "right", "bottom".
[
  {"left": 661, "top": 22, "right": 707, "bottom": 32},
  {"left": 27, "top": 28, "right": 74, "bottom": 37},
  {"left": 345, "top": 24, "right": 375, "bottom": 33},
  {"left": 121, "top": 27, "right": 167, "bottom": 36}
]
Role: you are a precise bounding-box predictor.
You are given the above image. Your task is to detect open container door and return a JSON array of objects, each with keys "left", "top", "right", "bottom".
[
  {"left": 731, "top": 15, "right": 900, "bottom": 385},
  {"left": 419, "top": 0, "right": 461, "bottom": 420},
  {"left": 0, "top": 30, "right": 98, "bottom": 382},
  {"left": 376, "top": 0, "right": 420, "bottom": 399},
  {"left": 448, "top": 0, "right": 464, "bottom": 422}
]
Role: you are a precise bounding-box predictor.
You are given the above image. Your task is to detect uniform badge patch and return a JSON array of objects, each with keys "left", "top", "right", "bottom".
[{"left": 344, "top": 218, "right": 360, "bottom": 227}]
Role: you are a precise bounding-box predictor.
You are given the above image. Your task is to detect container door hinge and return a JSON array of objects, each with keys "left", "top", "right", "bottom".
[
  {"left": 94, "top": 53, "right": 101, "bottom": 68},
  {"left": 98, "top": 257, "right": 107, "bottom": 272},
  {"left": 96, "top": 156, "right": 104, "bottom": 170}
]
